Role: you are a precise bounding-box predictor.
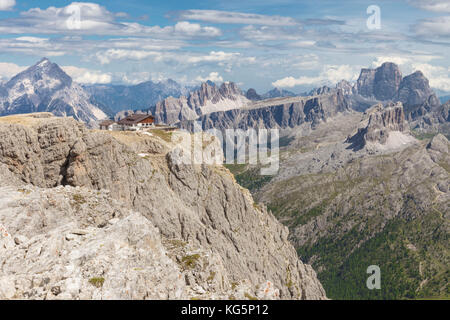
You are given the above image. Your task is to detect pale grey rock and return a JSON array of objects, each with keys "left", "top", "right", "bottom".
[
  {"left": 356, "top": 62, "right": 402, "bottom": 101},
  {"left": 153, "top": 82, "right": 249, "bottom": 124},
  {"left": 346, "top": 102, "right": 416, "bottom": 151},
  {"left": 397, "top": 71, "right": 440, "bottom": 113},
  {"left": 336, "top": 80, "right": 355, "bottom": 96},
  {"left": 0, "top": 113, "right": 327, "bottom": 300},
  {"left": 182, "top": 90, "right": 351, "bottom": 131},
  {"left": 427, "top": 134, "right": 448, "bottom": 154}
]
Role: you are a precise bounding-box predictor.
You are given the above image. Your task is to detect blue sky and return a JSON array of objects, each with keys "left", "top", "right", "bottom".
[{"left": 0, "top": 0, "right": 449, "bottom": 93}]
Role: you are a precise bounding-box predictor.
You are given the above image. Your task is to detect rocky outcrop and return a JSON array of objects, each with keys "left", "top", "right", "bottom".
[
  {"left": 397, "top": 71, "right": 441, "bottom": 118},
  {"left": 246, "top": 88, "right": 262, "bottom": 101},
  {"left": 356, "top": 62, "right": 402, "bottom": 101},
  {"left": 373, "top": 62, "right": 403, "bottom": 100},
  {"left": 152, "top": 82, "right": 249, "bottom": 124},
  {"left": 356, "top": 68, "right": 376, "bottom": 97},
  {"left": 308, "top": 86, "right": 334, "bottom": 96},
  {"left": 346, "top": 102, "right": 415, "bottom": 151},
  {"left": 354, "top": 62, "right": 445, "bottom": 132},
  {"left": 0, "top": 113, "right": 326, "bottom": 300},
  {"left": 336, "top": 80, "right": 355, "bottom": 96}
]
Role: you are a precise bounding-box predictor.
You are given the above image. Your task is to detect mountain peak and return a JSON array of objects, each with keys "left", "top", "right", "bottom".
[
  {"left": 7, "top": 58, "right": 72, "bottom": 89},
  {"left": 357, "top": 61, "right": 402, "bottom": 101},
  {"left": 263, "top": 87, "right": 296, "bottom": 99},
  {"left": 36, "top": 57, "right": 51, "bottom": 66},
  {"left": 0, "top": 58, "right": 107, "bottom": 124}
]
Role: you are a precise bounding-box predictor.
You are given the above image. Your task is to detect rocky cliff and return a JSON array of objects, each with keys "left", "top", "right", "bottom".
[
  {"left": 229, "top": 109, "right": 449, "bottom": 299},
  {"left": 182, "top": 90, "right": 351, "bottom": 131},
  {"left": 152, "top": 82, "right": 249, "bottom": 124},
  {"left": 0, "top": 113, "right": 326, "bottom": 300},
  {"left": 397, "top": 71, "right": 441, "bottom": 119},
  {"left": 355, "top": 63, "right": 441, "bottom": 121},
  {"left": 346, "top": 102, "right": 415, "bottom": 151},
  {"left": 356, "top": 62, "right": 402, "bottom": 101}
]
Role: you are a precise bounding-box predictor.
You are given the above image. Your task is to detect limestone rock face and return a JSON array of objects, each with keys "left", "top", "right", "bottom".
[
  {"left": 357, "top": 68, "right": 376, "bottom": 97},
  {"left": 356, "top": 62, "right": 402, "bottom": 101},
  {"left": 347, "top": 102, "right": 416, "bottom": 151},
  {"left": 153, "top": 82, "right": 249, "bottom": 124},
  {"left": 397, "top": 71, "right": 437, "bottom": 107},
  {"left": 184, "top": 90, "right": 351, "bottom": 131},
  {"left": 373, "top": 62, "right": 403, "bottom": 101},
  {"left": 354, "top": 62, "right": 444, "bottom": 128},
  {"left": 246, "top": 88, "right": 262, "bottom": 101},
  {"left": 364, "top": 103, "right": 407, "bottom": 143},
  {"left": 427, "top": 133, "right": 449, "bottom": 154},
  {"left": 336, "top": 80, "right": 355, "bottom": 95},
  {"left": 0, "top": 186, "right": 186, "bottom": 300},
  {"left": 397, "top": 71, "right": 441, "bottom": 120},
  {"left": 0, "top": 113, "right": 327, "bottom": 300}
]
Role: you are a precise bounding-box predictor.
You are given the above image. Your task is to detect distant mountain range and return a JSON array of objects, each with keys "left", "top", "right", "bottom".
[
  {"left": 0, "top": 58, "right": 448, "bottom": 135},
  {"left": 84, "top": 80, "right": 196, "bottom": 115}
]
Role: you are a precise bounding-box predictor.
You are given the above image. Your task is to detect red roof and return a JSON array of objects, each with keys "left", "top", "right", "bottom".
[{"left": 117, "top": 114, "right": 154, "bottom": 125}]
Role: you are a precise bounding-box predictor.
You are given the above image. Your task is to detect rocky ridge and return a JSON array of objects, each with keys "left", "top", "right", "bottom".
[
  {"left": 346, "top": 102, "right": 416, "bottom": 151},
  {"left": 181, "top": 89, "right": 351, "bottom": 131},
  {"left": 0, "top": 113, "right": 326, "bottom": 300},
  {"left": 152, "top": 82, "right": 249, "bottom": 124}
]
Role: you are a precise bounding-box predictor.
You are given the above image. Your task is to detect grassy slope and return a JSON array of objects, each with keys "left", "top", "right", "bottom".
[{"left": 230, "top": 142, "right": 449, "bottom": 300}]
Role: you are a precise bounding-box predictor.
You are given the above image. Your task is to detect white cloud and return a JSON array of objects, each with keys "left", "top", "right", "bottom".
[
  {"left": 240, "top": 25, "right": 303, "bottom": 41},
  {"left": 0, "top": 0, "right": 15, "bottom": 11},
  {"left": 195, "top": 72, "right": 223, "bottom": 83},
  {"left": 173, "top": 9, "right": 298, "bottom": 26},
  {"left": 272, "top": 65, "right": 360, "bottom": 88},
  {"left": 174, "top": 21, "right": 221, "bottom": 37},
  {"left": 15, "top": 37, "right": 49, "bottom": 43},
  {"left": 410, "top": 63, "right": 450, "bottom": 91},
  {"left": 0, "top": 62, "right": 26, "bottom": 81},
  {"left": 93, "top": 48, "right": 249, "bottom": 69},
  {"left": 96, "top": 49, "right": 162, "bottom": 64},
  {"left": 414, "top": 16, "right": 450, "bottom": 37},
  {"left": 371, "top": 54, "right": 438, "bottom": 68},
  {"left": 62, "top": 66, "right": 112, "bottom": 84},
  {"left": 272, "top": 76, "right": 320, "bottom": 88},
  {"left": 371, "top": 56, "right": 414, "bottom": 68},
  {"left": 0, "top": 2, "right": 221, "bottom": 39},
  {"left": 121, "top": 72, "right": 151, "bottom": 85},
  {"left": 408, "top": 0, "right": 450, "bottom": 13},
  {"left": 371, "top": 56, "right": 450, "bottom": 91},
  {"left": 291, "top": 54, "right": 320, "bottom": 70},
  {"left": 187, "top": 51, "right": 240, "bottom": 64}
]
